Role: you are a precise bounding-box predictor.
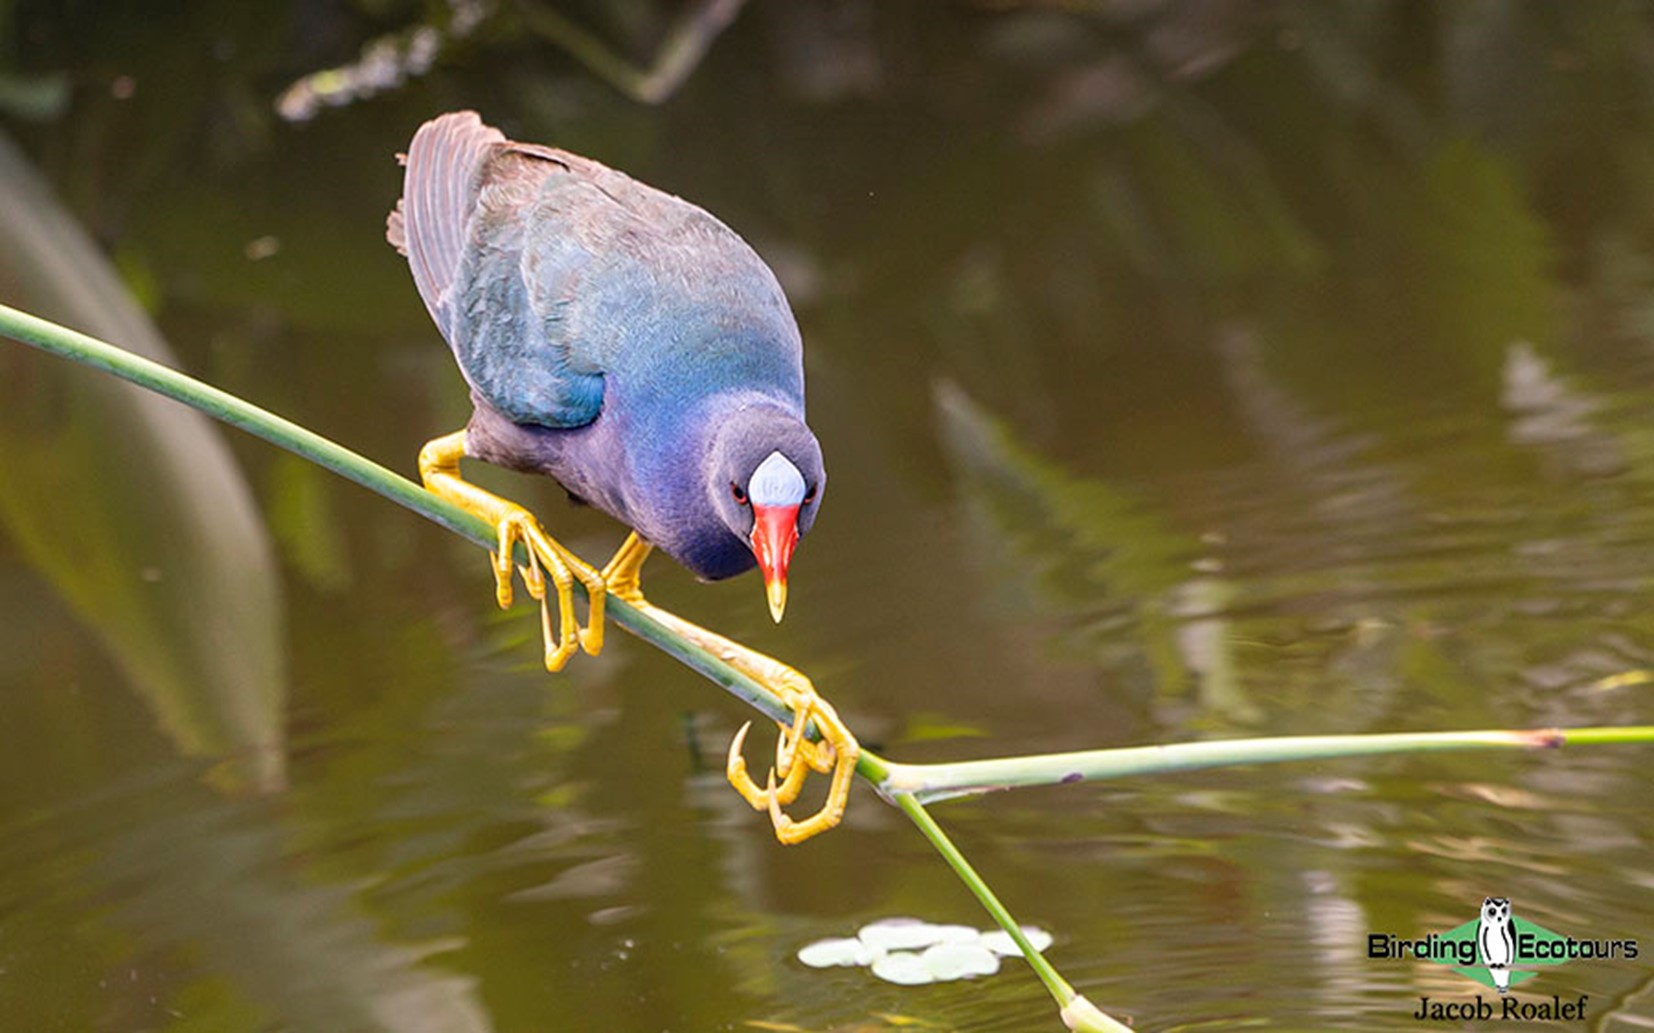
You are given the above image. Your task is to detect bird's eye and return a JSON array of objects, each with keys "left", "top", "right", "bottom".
[
  {"left": 803, "top": 485, "right": 817, "bottom": 505},
  {"left": 731, "top": 482, "right": 748, "bottom": 505}
]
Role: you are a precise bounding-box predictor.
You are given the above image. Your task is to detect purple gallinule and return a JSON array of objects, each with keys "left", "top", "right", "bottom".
[{"left": 387, "top": 112, "right": 856, "bottom": 842}]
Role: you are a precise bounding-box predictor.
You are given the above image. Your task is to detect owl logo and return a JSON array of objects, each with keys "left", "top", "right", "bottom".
[{"left": 1477, "top": 897, "right": 1516, "bottom": 993}]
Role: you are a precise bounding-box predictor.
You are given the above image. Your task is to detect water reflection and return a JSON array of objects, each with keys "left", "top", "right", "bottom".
[
  {"left": 0, "top": 132, "right": 284, "bottom": 792},
  {"left": 2, "top": 2, "right": 1653, "bottom": 1031}
]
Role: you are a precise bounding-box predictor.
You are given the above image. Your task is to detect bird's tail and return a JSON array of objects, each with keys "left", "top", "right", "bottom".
[
  {"left": 386, "top": 111, "right": 505, "bottom": 334},
  {"left": 1489, "top": 963, "right": 1510, "bottom": 993}
]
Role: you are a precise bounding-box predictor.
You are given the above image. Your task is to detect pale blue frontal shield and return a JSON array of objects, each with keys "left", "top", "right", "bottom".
[{"left": 749, "top": 450, "right": 806, "bottom": 507}]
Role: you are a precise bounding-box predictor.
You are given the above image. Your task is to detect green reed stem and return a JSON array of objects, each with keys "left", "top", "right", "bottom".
[
  {"left": 877, "top": 726, "right": 1654, "bottom": 805},
  {"left": 893, "top": 793, "right": 1129, "bottom": 1032}
]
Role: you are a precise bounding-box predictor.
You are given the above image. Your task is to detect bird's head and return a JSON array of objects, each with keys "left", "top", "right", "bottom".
[{"left": 711, "top": 407, "right": 824, "bottom": 622}]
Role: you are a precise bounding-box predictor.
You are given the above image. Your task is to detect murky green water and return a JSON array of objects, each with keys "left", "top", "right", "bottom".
[{"left": 2, "top": 3, "right": 1652, "bottom": 1030}]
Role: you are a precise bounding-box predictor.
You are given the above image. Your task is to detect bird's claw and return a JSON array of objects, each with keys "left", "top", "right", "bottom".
[
  {"left": 418, "top": 431, "right": 605, "bottom": 667},
  {"left": 488, "top": 507, "right": 604, "bottom": 672},
  {"left": 725, "top": 684, "right": 859, "bottom": 844}
]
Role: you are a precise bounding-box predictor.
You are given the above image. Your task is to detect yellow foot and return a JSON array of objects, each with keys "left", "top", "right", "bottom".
[
  {"left": 419, "top": 430, "right": 605, "bottom": 671},
  {"left": 599, "top": 531, "right": 858, "bottom": 844},
  {"left": 725, "top": 680, "right": 858, "bottom": 844},
  {"left": 490, "top": 506, "right": 606, "bottom": 670}
]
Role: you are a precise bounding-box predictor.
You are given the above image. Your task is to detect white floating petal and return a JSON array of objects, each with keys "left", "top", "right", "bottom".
[
  {"left": 871, "top": 950, "right": 935, "bottom": 985},
  {"left": 797, "top": 937, "right": 872, "bottom": 968},
  {"left": 921, "top": 942, "right": 1001, "bottom": 980},
  {"left": 857, "top": 918, "right": 948, "bottom": 952},
  {"left": 979, "top": 926, "right": 1054, "bottom": 956}
]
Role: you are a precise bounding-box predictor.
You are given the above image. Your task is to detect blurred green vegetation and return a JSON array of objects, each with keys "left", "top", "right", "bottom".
[{"left": 3, "top": 2, "right": 1654, "bottom": 1031}]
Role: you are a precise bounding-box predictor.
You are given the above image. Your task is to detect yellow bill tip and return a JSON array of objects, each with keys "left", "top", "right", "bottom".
[{"left": 766, "top": 577, "right": 788, "bottom": 623}]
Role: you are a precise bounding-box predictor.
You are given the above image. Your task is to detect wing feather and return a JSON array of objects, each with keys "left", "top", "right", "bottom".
[
  {"left": 389, "top": 112, "right": 604, "bottom": 428},
  {"left": 388, "top": 111, "right": 505, "bottom": 336}
]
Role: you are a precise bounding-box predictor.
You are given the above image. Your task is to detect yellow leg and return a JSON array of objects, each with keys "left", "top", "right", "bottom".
[
  {"left": 419, "top": 430, "right": 606, "bottom": 671},
  {"left": 600, "top": 529, "right": 653, "bottom": 603},
  {"left": 599, "top": 532, "right": 858, "bottom": 844}
]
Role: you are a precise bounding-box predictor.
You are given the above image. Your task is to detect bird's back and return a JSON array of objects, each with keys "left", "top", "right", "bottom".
[{"left": 389, "top": 112, "right": 804, "bottom": 432}]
